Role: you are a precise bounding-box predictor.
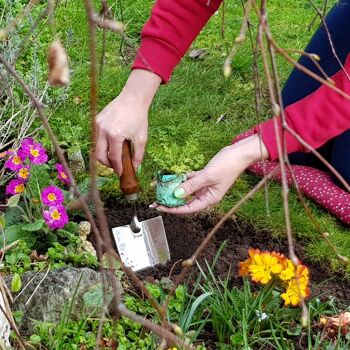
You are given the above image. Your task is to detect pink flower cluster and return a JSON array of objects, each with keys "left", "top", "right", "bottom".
[
  {"left": 2, "top": 138, "right": 70, "bottom": 196},
  {"left": 2, "top": 138, "right": 71, "bottom": 230},
  {"left": 3, "top": 138, "right": 48, "bottom": 195},
  {"left": 41, "top": 186, "right": 68, "bottom": 229}
]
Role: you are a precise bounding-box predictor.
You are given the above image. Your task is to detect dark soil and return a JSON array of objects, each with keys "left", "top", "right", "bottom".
[{"left": 105, "top": 201, "right": 350, "bottom": 306}]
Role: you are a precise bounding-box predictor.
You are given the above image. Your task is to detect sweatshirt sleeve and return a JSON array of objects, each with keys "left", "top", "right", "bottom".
[
  {"left": 132, "top": 0, "right": 222, "bottom": 83},
  {"left": 256, "top": 54, "right": 350, "bottom": 160}
]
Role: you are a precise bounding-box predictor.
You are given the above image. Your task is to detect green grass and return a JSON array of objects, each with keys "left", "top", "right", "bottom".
[{"left": 43, "top": 0, "right": 350, "bottom": 277}]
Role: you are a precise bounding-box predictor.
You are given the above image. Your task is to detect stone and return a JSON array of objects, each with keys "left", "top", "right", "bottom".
[
  {"left": 78, "top": 221, "right": 97, "bottom": 256},
  {"left": 68, "top": 148, "right": 85, "bottom": 177},
  {"left": 4, "top": 267, "right": 117, "bottom": 333}
]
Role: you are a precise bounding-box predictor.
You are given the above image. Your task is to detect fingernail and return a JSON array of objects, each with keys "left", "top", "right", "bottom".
[
  {"left": 174, "top": 188, "right": 185, "bottom": 199},
  {"left": 149, "top": 204, "right": 155, "bottom": 208},
  {"left": 136, "top": 165, "right": 142, "bottom": 174}
]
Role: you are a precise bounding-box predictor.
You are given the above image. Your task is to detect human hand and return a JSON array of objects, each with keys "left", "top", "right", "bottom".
[
  {"left": 96, "top": 69, "right": 161, "bottom": 175},
  {"left": 151, "top": 134, "right": 269, "bottom": 214}
]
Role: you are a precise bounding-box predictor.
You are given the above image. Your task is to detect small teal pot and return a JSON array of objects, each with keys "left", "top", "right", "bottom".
[{"left": 155, "top": 171, "right": 186, "bottom": 207}]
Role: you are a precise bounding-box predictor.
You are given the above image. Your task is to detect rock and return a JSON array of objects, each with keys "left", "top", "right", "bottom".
[
  {"left": 4, "top": 267, "right": 118, "bottom": 333},
  {"left": 78, "top": 221, "right": 97, "bottom": 256},
  {"left": 68, "top": 148, "right": 85, "bottom": 176}
]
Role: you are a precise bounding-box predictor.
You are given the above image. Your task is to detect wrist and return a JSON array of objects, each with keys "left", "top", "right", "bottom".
[
  {"left": 122, "top": 69, "right": 161, "bottom": 107},
  {"left": 231, "top": 134, "right": 269, "bottom": 167}
]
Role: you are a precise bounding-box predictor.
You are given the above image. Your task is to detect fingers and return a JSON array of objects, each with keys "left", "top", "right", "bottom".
[
  {"left": 95, "top": 129, "right": 112, "bottom": 168},
  {"left": 107, "top": 136, "right": 124, "bottom": 175},
  {"left": 186, "top": 171, "right": 199, "bottom": 180},
  {"left": 173, "top": 172, "right": 207, "bottom": 199},
  {"left": 132, "top": 136, "right": 147, "bottom": 170},
  {"left": 152, "top": 191, "right": 216, "bottom": 214}
]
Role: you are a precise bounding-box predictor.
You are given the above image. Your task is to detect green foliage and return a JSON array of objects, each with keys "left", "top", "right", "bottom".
[
  {"left": 2, "top": 241, "right": 32, "bottom": 274},
  {"left": 26, "top": 164, "right": 52, "bottom": 200},
  {"left": 147, "top": 134, "right": 205, "bottom": 174},
  {"left": 46, "top": 242, "right": 99, "bottom": 269},
  {"left": 0, "top": 240, "right": 98, "bottom": 275},
  {"left": 30, "top": 316, "right": 156, "bottom": 350},
  {"left": 198, "top": 257, "right": 350, "bottom": 349},
  {"left": 26, "top": 280, "right": 208, "bottom": 350}
]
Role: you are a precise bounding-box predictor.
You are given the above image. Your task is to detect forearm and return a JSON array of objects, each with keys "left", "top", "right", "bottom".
[{"left": 121, "top": 69, "right": 161, "bottom": 107}]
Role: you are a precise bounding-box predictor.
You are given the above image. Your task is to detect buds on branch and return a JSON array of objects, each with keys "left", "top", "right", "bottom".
[
  {"left": 47, "top": 39, "right": 70, "bottom": 87},
  {"left": 92, "top": 13, "right": 124, "bottom": 33}
]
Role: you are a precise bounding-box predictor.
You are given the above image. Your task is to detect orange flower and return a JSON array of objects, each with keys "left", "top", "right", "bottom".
[
  {"left": 281, "top": 264, "right": 310, "bottom": 306},
  {"left": 248, "top": 252, "right": 283, "bottom": 284},
  {"left": 279, "top": 259, "right": 295, "bottom": 282},
  {"left": 238, "top": 248, "right": 260, "bottom": 276},
  {"left": 281, "top": 277, "right": 309, "bottom": 306}
]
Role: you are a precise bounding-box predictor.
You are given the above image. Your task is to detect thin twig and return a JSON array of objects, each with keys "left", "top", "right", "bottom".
[
  {"left": 0, "top": 240, "right": 19, "bottom": 256},
  {"left": 25, "top": 265, "right": 51, "bottom": 306}
]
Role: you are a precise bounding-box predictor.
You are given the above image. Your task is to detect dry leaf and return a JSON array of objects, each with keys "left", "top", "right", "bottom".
[
  {"left": 320, "top": 311, "right": 350, "bottom": 336},
  {"left": 329, "top": 311, "right": 350, "bottom": 328},
  {"left": 30, "top": 250, "right": 48, "bottom": 262},
  {"left": 48, "top": 39, "right": 70, "bottom": 87},
  {"left": 188, "top": 48, "right": 208, "bottom": 59},
  {"left": 73, "top": 96, "right": 82, "bottom": 105}
]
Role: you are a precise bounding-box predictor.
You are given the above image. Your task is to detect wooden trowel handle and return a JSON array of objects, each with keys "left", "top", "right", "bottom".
[{"left": 120, "top": 140, "right": 140, "bottom": 198}]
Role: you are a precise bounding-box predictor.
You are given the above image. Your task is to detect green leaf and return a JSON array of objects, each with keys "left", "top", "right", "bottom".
[
  {"left": 78, "top": 177, "right": 110, "bottom": 196},
  {"left": 230, "top": 332, "right": 244, "bottom": 346},
  {"left": 11, "top": 273, "right": 22, "bottom": 292},
  {"left": 83, "top": 283, "right": 112, "bottom": 309},
  {"left": 175, "top": 285, "right": 185, "bottom": 301},
  {"left": 100, "top": 253, "right": 122, "bottom": 271},
  {"left": 7, "top": 194, "right": 21, "bottom": 207},
  {"left": 2, "top": 224, "right": 37, "bottom": 249},
  {"left": 182, "top": 292, "right": 213, "bottom": 330},
  {"left": 0, "top": 213, "right": 5, "bottom": 229},
  {"left": 286, "top": 323, "right": 302, "bottom": 336},
  {"left": 4, "top": 206, "right": 25, "bottom": 226},
  {"left": 22, "top": 219, "right": 45, "bottom": 232},
  {"left": 29, "top": 334, "right": 41, "bottom": 343},
  {"left": 146, "top": 284, "right": 162, "bottom": 299}
]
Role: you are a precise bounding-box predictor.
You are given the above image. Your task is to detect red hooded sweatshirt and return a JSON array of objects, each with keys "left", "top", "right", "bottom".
[{"left": 132, "top": 0, "right": 350, "bottom": 160}]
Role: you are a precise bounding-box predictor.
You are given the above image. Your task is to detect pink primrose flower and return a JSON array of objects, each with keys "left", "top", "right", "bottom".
[
  {"left": 17, "top": 165, "right": 31, "bottom": 182},
  {"left": 55, "top": 163, "right": 70, "bottom": 185},
  {"left": 21, "top": 138, "right": 48, "bottom": 164},
  {"left": 41, "top": 185, "right": 64, "bottom": 206},
  {"left": 6, "top": 179, "right": 25, "bottom": 195},
  {"left": 43, "top": 205, "right": 68, "bottom": 229},
  {"left": 4, "top": 150, "right": 26, "bottom": 171}
]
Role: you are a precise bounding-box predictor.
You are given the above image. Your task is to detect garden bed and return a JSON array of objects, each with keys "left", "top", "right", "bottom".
[{"left": 104, "top": 200, "right": 350, "bottom": 306}]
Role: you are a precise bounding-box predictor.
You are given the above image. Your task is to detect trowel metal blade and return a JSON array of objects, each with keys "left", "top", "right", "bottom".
[{"left": 112, "top": 216, "right": 170, "bottom": 272}]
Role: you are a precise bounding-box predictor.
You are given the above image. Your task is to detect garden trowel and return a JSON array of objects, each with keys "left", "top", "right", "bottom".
[{"left": 112, "top": 140, "right": 170, "bottom": 271}]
